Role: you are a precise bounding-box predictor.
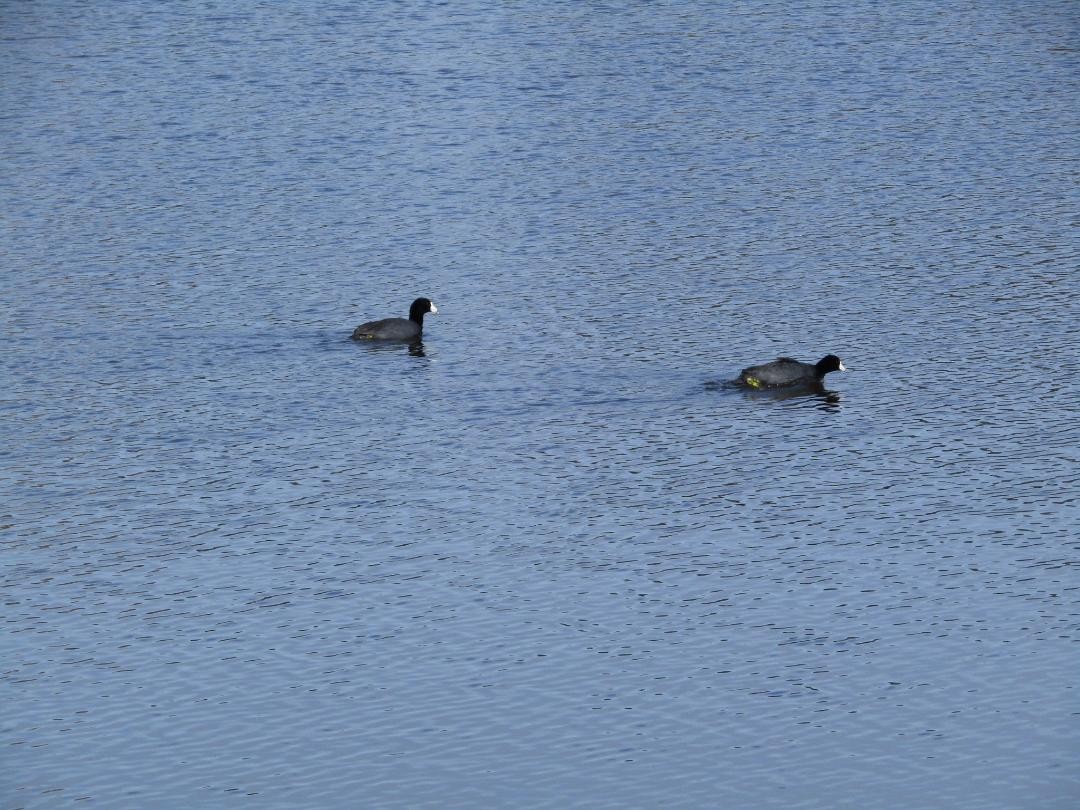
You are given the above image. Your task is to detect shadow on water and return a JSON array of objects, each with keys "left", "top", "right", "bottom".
[{"left": 705, "top": 378, "right": 842, "bottom": 411}]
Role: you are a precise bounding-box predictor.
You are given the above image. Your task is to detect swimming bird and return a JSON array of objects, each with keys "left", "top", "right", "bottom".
[
  {"left": 351, "top": 297, "right": 437, "bottom": 341},
  {"left": 737, "top": 354, "right": 846, "bottom": 388}
]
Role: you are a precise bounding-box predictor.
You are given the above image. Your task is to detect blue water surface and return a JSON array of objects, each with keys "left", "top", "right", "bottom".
[{"left": 2, "top": 2, "right": 1078, "bottom": 808}]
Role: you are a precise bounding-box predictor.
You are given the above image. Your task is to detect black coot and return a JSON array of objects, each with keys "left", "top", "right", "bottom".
[
  {"left": 737, "top": 354, "right": 846, "bottom": 388},
  {"left": 351, "top": 298, "right": 437, "bottom": 341}
]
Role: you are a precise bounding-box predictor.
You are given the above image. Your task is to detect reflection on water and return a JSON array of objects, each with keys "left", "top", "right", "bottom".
[
  {"left": 743, "top": 382, "right": 841, "bottom": 408},
  {"left": 706, "top": 378, "right": 843, "bottom": 411},
  {"left": 350, "top": 337, "right": 427, "bottom": 357},
  {"left": 3, "top": 1, "right": 1079, "bottom": 809}
]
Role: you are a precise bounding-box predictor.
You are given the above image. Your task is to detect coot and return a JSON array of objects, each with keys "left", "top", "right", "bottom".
[
  {"left": 737, "top": 354, "right": 846, "bottom": 388},
  {"left": 351, "top": 298, "right": 437, "bottom": 341}
]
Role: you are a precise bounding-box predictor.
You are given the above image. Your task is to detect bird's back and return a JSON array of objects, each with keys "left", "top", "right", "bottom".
[
  {"left": 739, "top": 357, "right": 813, "bottom": 387},
  {"left": 351, "top": 317, "right": 420, "bottom": 341}
]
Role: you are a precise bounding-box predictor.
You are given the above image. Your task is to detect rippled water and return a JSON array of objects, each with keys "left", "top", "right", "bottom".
[{"left": 3, "top": 1, "right": 1079, "bottom": 808}]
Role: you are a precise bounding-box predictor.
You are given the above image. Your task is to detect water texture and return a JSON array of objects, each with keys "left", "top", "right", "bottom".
[{"left": 2, "top": 1, "right": 1078, "bottom": 808}]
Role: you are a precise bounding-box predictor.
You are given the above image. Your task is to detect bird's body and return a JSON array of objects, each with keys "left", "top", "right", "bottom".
[
  {"left": 737, "top": 354, "right": 846, "bottom": 388},
  {"left": 352, "top": 297, "right": 437, "bottom": 341}
]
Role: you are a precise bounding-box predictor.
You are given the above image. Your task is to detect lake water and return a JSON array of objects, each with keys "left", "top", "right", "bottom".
[{"left": 3, "top": 1, "right": 1078, "bottom": 808}]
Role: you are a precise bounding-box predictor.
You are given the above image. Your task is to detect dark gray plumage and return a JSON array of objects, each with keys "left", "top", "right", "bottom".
[
  {"left": 737, "top": 354, "right": 846, "bottom": 388},
  {"left": 351, "top": 297, "right": 437, "bottom": 341}
]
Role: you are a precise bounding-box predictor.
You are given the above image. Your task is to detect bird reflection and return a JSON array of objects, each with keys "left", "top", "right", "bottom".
[
  {"left": 351, "top": 338, "right": 427, "bottom": 358},
  {"left": 707, "top": 378, "right": 841, "bottom": 410},
  {"left": 753, "top": 384, "right": 841, "bottom": 410}
]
